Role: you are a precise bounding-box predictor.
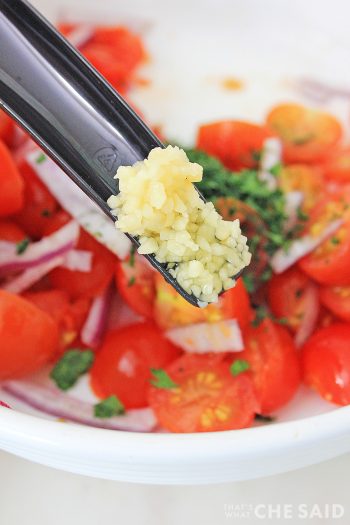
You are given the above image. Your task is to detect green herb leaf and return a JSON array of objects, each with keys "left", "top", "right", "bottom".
[
  {"left": 255, "top": 413, "right": 275, "bottom": 423},
  {"left": 128, "top": 245, "right": 136, "bottom": 267},
  {"left": 36, "top": 153, "right": 46, "bottom": 164},
  {"left": 150, "top": 368, "right": 178, "bottom": 389},
  {"left": 16, "top": 238, "right": 30, "bottom": 255},
  {"left": 331, "top": 237, "right": 340, "bottom": 245},
  {"left": 94, "top": 395, "right": 125, "bottom": 418},
  {"left": 270, "top": 163, "right": 282, "bottom": 177},
  {"left": 296, "top": 208, "right": 309, "bottom": 222},
  {"left": 230, "top": 359, "right": 250, "bottom": 377},
  {"left": 128, "top": 276, "right": 135, "bottom": 287},
  {"left": 50, "top": 349, "right": 94, "bottom": 391}
]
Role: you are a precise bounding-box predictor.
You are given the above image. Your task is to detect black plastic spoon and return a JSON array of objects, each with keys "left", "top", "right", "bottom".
[{"left": 0, "top": 0, "right": 241, "bottom": 307}]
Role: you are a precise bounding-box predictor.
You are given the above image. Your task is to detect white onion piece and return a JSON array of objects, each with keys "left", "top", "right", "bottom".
[
  {"left": 270, "top": 219, "right": 343, "bottom": 274},
  {"left": 0, "top": 221, "right": 79, "bottom": 275},
  {"left": 60, "top": 249, "right": 93, "bottom": 272},
  {"left": 165, "top": 319, "right": 243, "bottom": 353},
  {"left": 107, "top": 291, "right": 143, "bottom": 330},
  {"left": 284, "top": 191, "right": 304, "bottom": 232},
  {"left": 66, "top": 25, "right": 94, "bottom": 49},
  {"left": 81, "top": 286, "right": 112, "bottom": 348},
  {"left": 258, "top": 137, "right": 282, "bottom": 190},
  {"left": 26, "top": 149, "right": 131, "bottom": 259},
  {"left": 2, "top": 255, "right": 66, "bottom": 294},
  {"left": 294, "top": 284, "right": 319, "bottom": 348},
  {"left": 2, "top": 381, "right": 156, "bottom": 432}
]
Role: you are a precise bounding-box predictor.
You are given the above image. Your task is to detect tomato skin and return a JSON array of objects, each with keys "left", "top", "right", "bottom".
[
  {"left": 267, "top": 267, "right": 317, "bottom": 333},
  {"left": 13, "top": 159, "right": 58, "bottom": 238},
  {"left": 0, "top": 290, "right": 59, "bottom": 379},
  {"left": 323, "top": 148, "right": 350, "bottom": 184},
  {"left": 279, "top": 164, "right": 325, "bottom": 212},
  {"left": 301, "top": 323, "right": 350, "bottom": 405},
  {"left": 0, "top": 110, "right": 14, "bottom": 146},
  {"left": 196, "top": 121, "right": 271, "bottom": 171},
  {"left": 154, "top": 273, "right": 252, "bottom": 330},
  {"left": 239, "top": 319, "right": 301, "bottom": 413},
  {"left": 266, "top": 103, "right": 342, "bottom": 163},
  {"left": 0, "top": 140, "right": 24, "bottom": 217},
  {"left": 148, "top": 354, "right": 258, "bottom": 433},
  {"left": 43, "top": 211, "right": 116, "bottom": 300},
  {"left": 22, "top": 289, "right": 90, "bottom": 353},
  {"left": 0, "top": 220, "right": 26, "bottom": 242},
  {"left": 90, "top": 322, "right": 181, "bottom": 409},
  {"left": 115, "top": 253, "right": 155, "bottom": 319},
  {"left": 319, "top": 285, "right": 350, "bottom": 322}
]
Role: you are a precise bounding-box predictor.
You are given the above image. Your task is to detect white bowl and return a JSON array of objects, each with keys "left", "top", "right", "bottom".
[{"left": 1, "top": 0, "right": 350, "bottom": 484}]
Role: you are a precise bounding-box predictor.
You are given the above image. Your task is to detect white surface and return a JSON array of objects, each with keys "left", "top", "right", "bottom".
[
  {"left": 1, "top": 0, "right": 350, "bottom": 484},
  {"left": 0, "top": 449, "right": 349, "bottom": 525}
]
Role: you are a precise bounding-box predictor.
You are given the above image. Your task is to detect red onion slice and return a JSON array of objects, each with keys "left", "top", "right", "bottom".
[
  {"left": 2, "top": 255, "right": 66, "bottom": 294},
  {"left": 165, "top": 319, "right": 244, "bottom": 353},
  {"left": 294, "top": 284, "right": 320, "bottom": 348},
  {"left": 60, "top": 249, "right": 93, "bottom": 272},
  {"left": 270, "top": 219, "right": 343, "bottom": 274},
  {"left": 26, "top": 149, "right": 131, "bottom": 259},
  {"left": 81, "top": 285, "right": 112, "bottom": 348},
  {"left": 0, "top": 220, "right": 79, "bottom": 274},
  {"left": 2, "top": 380, "right": 156, "bottom": 432},
  {"left": 0, "top": 400, "right": 10, "bottom": 409}
]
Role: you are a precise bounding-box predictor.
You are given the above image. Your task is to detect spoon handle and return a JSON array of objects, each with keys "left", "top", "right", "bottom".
[{"left": 0, "top": 0, "right": 162, "bottom": 217}]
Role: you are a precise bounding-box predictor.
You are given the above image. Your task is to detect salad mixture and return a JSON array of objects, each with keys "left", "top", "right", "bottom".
[{"left": 1, "top": 22, "right": 350, "bottom": 433}]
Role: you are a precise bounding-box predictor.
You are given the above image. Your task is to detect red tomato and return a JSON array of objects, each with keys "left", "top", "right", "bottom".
[
  {"left": 22, "top": 289, "right": 90, "bottom": 353},
  {"left": 13, "top": 159, "right": 58, "bottom": 238},
  {"left": 267, "top": 267, "right": 319, "bottom": 333},
  {"left": 0, "top": 220, "right": 26, "bottom": 242},
  {"left": 266, "top": 103, "right": 342, "bottom": 163},
  {"left": 319, "top": 285, "right": 350, "bottom": 322},
  {"left": 0, "top": 290, "right": 59, "bottom": 379},
  {"left": 238, "top": 319, "right": 301, "bottom": 413},
  {"left": 153, "top": 273, "right": 252, "bottom": 330},
  {"left": 196, "top": 121, "right": 271, "bottom": 171},
  {"left": 43, "top": 211, "right": 116, "bottom": 300},
  {"left": 323, "top": 148, "right": 350, "bottom": 183},
  {"left": 0, "top": 110, "right": 14, "bottom": 147},
  {"left": 0, "top": 140, "right": 24, "bottom": 217},
  {"left": 90, "top": 322, "right": 181, "bottom": 408},
  {"left": 278, "top": 164, "right": 325, "bottom": 212},
  {"left": 115, "top": 252, "right": 155, "bottom": 318},
  {"left": 317, "top": 306, "right": 338, "bottom": 329},
  {"left": 148, "top": 354, "right": 258, "bottom": 432},
  {"left": 301, "top": 323, "right": 350, "bottom": 405}
]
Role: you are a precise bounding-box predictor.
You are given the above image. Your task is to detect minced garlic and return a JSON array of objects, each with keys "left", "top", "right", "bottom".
[{"left": 107, "top": 146, "right": 251, "bottom": 303}]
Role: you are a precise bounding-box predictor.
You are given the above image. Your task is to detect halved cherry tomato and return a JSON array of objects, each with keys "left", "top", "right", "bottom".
[
  {"left": 153, "top": 273, "right": 252, "bottom": 330},
  {"left": 0, "top": 220, "right": 26, "bottom": 242},
  {"left": 266, "top": 103, "right": 342, "bottom": 163},
  {"left": 319, "top": 285, "right": 350, "bottom": 322},
  {"left": 90, "top": 322, "right": 181, "bottom": 408},
  {"left": 43, "top": 211, "right": 116, "bottom": 299},
  {"left": 323, "top": 148, "right": 350, "bottom": 184},
  {"left": 115, "top": 251, "right": 155, "bottom": 318},
  {"left": 13, "top": 159, "right": 58, "bottom": 238},
  {"left": 148, "top": 354, "right": 258, "bottom": 432},
  {"left": 267, "top": 267, "right": 319, "bottom": 333},
  {"left": 0, "top": 110, "right": 14, "bottom": 147},
  {"left": 317, "top": 306, "right": 337, "bottom": 329},
  {"left": 299, "top": 189, "right": 350, "bottom": 285},
  {"left": 0, "top": 290, "right": 58, "bottom": 379},
  {"left": 23, "top": 289, "right": 90, "bottom": 353},
  {"left": 196, "top": 121, "right": 271, "bottom": 171},
  {"left": 301, "top": 323, "right": 350, "bottom": 405},
  {"left": 278, "top": 164, "right": 325, "bottom": 211},
  {"left": 238, "top": 319, "right": 301, "bottom": 413},
  {"left": 0, "top": 139, "right": 24, "bottom": 217}
]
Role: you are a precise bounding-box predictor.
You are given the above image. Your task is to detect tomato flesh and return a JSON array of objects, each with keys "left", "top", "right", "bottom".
[
  {"left": 148, "top": 354, "right": 258, "bottom": 432},
  {"left": 0, "top": 140, "right": 24, "bottom": 217}
]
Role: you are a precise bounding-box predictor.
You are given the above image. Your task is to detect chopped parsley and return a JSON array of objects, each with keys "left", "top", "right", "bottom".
[
  {"left": 150, "top": 368, "right": 178, "bottom": 390},
  {"left": 16, "top": 238, "right": 30, "bottom": 255},
  {"left": 270, "top": 163, "right": 282, "bottom": 177},
  {"left": 230, "top": 359, "right": 250, "bottom": 377},
  {"left": 296, "top": 208, "right": 309, "bottom": 222},
  {"left": 128, "top": 245, "right": 136, "bottom": 267},
  {"left": 94, "top": 395, "right": 125, "bottom": 418},
  {"left": 50, "top": 349, "right": 94, "bottom": 391},
  {"left": 35, "top": 152, "right": 46, "bottom": 164},
  {"left": 128, "top": 276, "right": 136, "bottom": 287},
  {"left": 331, "top": 237, "right": 340, "bottom": 245},
  {"left": 252, "top": 305, "right": 287, "bottom": 327}
]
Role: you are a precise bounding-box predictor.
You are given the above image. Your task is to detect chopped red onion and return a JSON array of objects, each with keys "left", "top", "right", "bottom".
[
  {"left": 294, "top": 284, "right": 319, "bottom": 348},
  {"left": 26, "top": 149, "right": 131, "bottom": 259},
  {"left": 81, "top": 285, "right": 112, "bottom": 348},
  {"left": 0, "top": 221, "right": 79, "bottom": 275},
  {"left": 3, "top": 255, "right": 66, "bottom": 294},
  {"left": 165, "top": 319, "right": 244, "bottom": 353},
  {"left": 2, "top": 380, "right": 156, "bottom": 432},
  {"left": 270, "top": 219, "right": 343, "bottom": 274},
  {"left": 61, "top": 249, "right": 93, "bottom": 272},
  {"left": 0, "top": 400, "right": 10, "bottom": 409}
]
